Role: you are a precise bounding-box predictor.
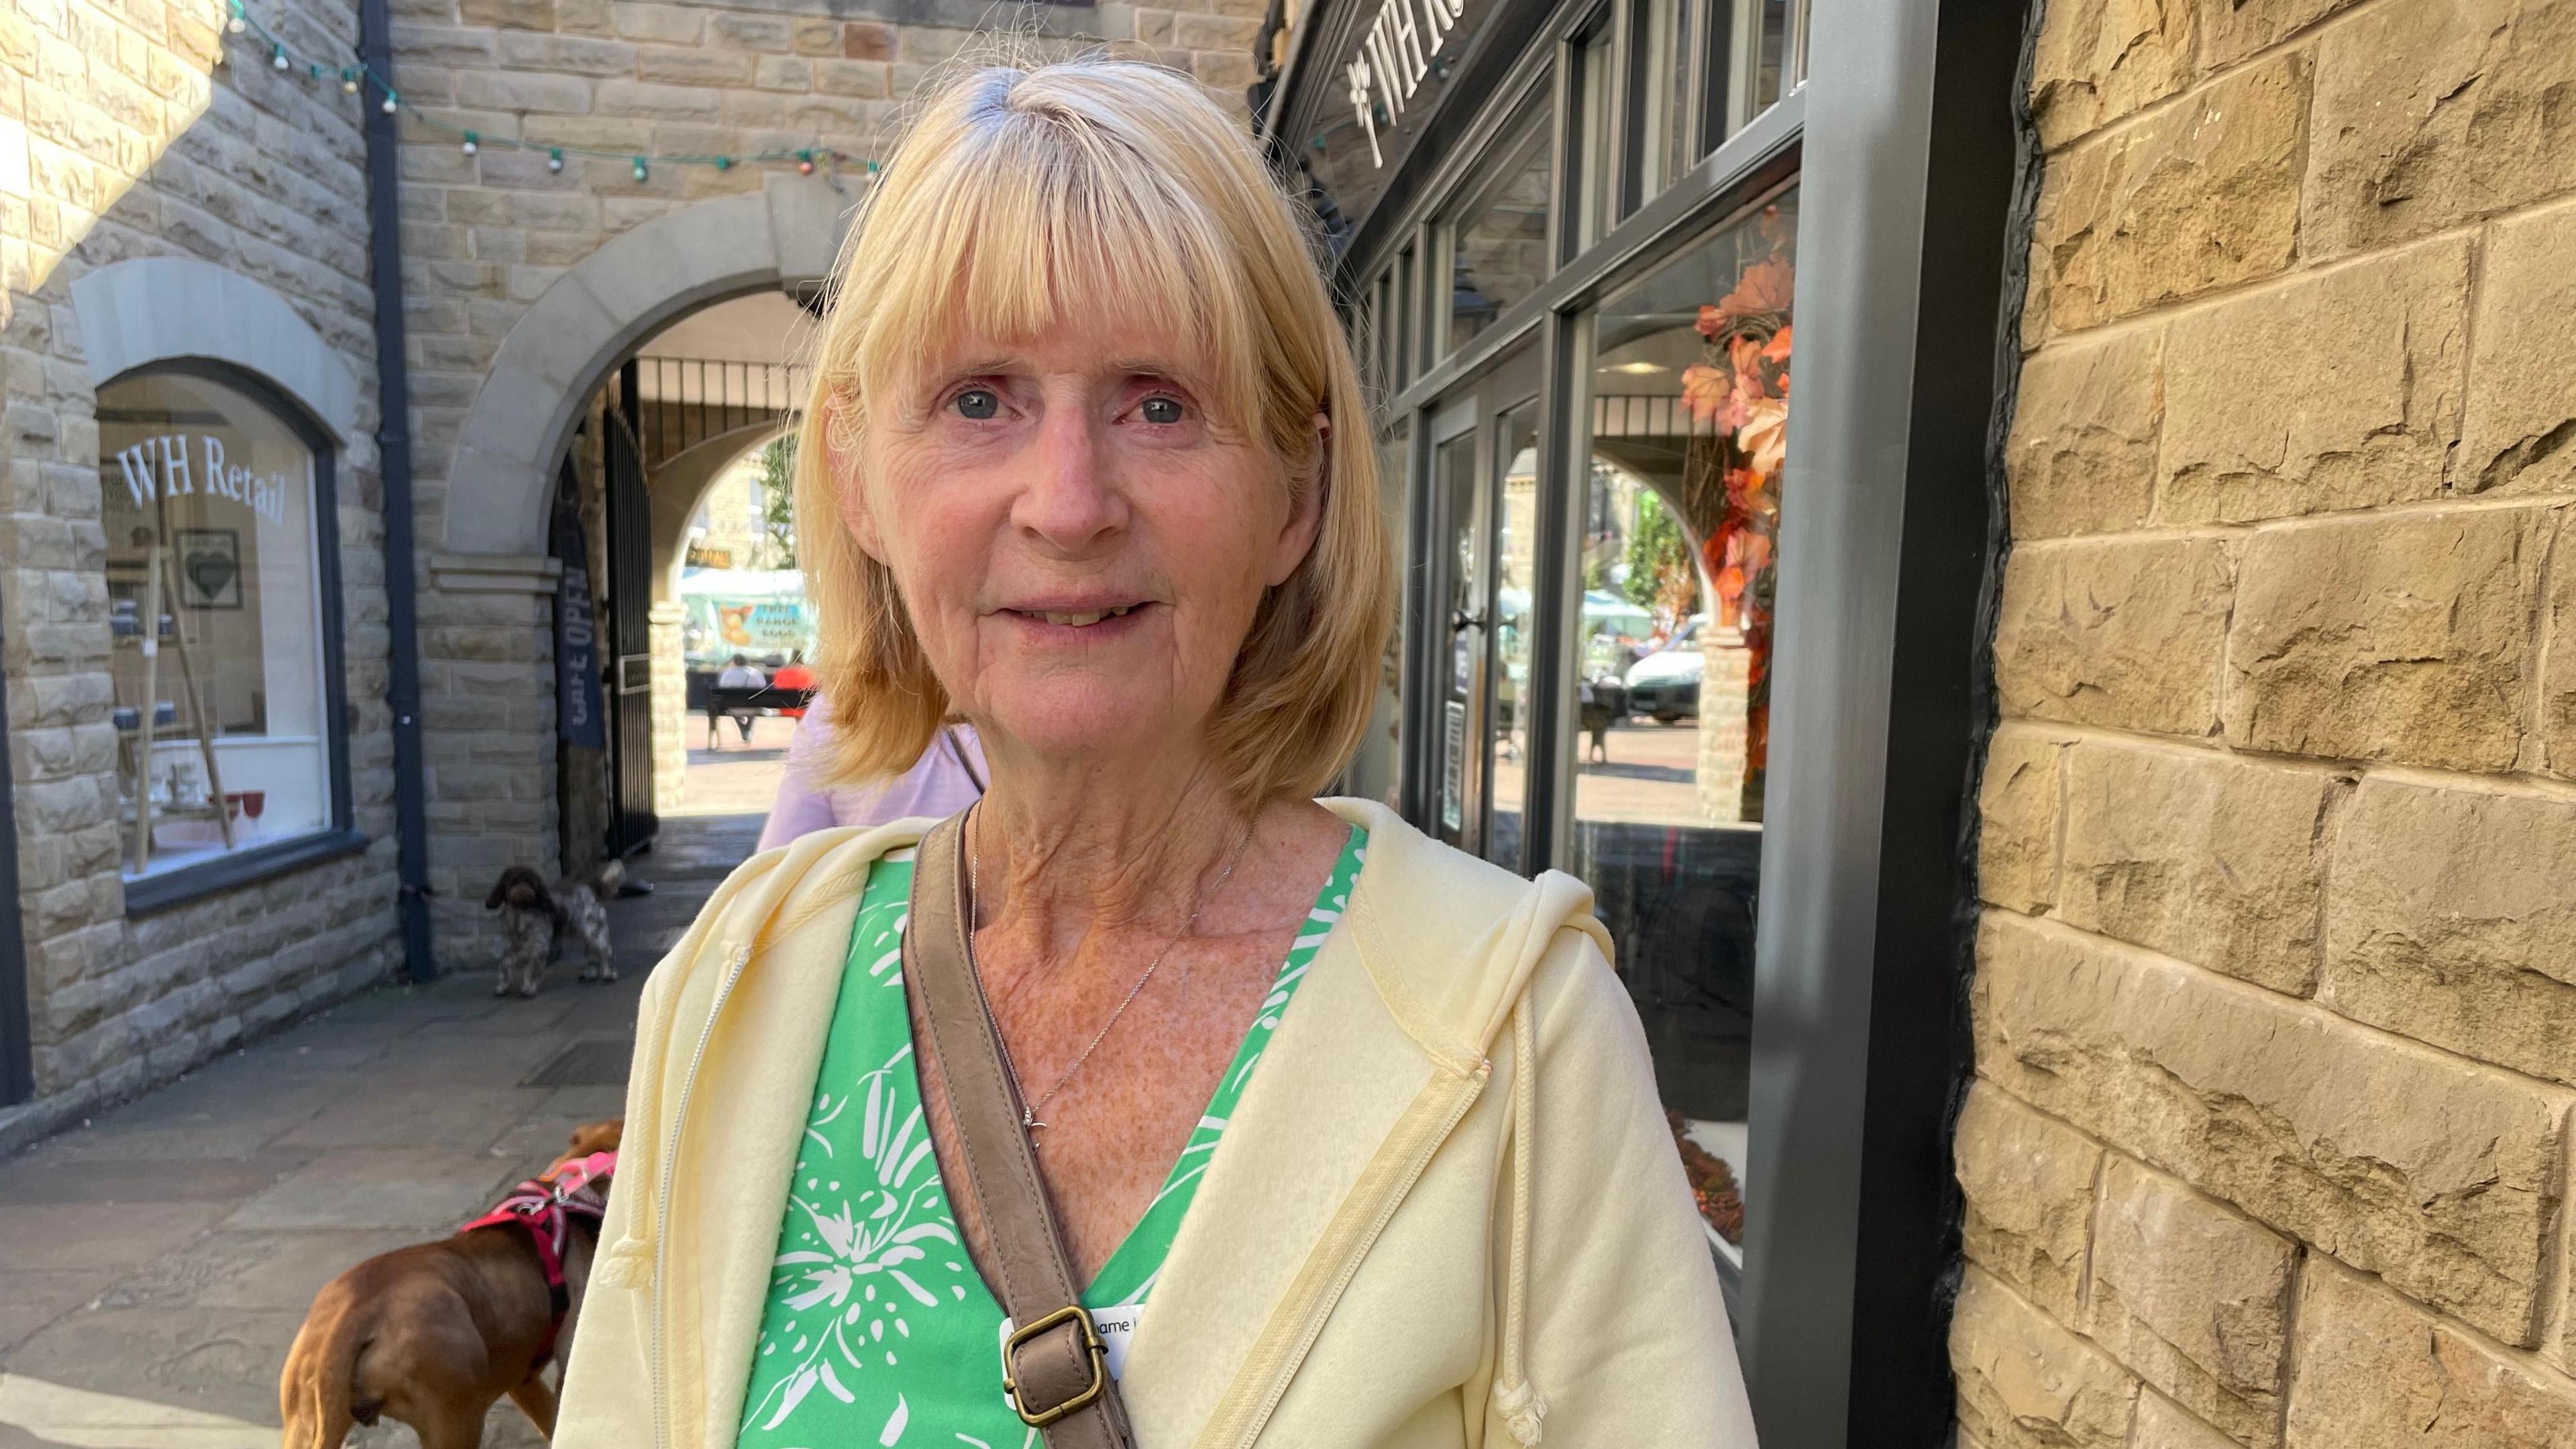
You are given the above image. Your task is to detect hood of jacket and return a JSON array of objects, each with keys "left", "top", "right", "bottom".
[{"left": 572, "top": 797, "right": 1621, "bottom": 1449}]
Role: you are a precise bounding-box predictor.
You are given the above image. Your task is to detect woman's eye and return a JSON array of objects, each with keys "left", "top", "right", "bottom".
[
  {"left": 1139, "top": 396, "right": 1185, "bottom": 425},
  {"left": 953, "top": 388, "right": 1000, "bottom": 420}
]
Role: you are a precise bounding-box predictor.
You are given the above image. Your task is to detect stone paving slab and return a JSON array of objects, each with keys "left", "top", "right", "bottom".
[
  {"left": 0, "top": 808, "right": 765, "bottom": 1448},
  {"left": 220, "top": 1147, "right": 531, "bottom": 1234}
]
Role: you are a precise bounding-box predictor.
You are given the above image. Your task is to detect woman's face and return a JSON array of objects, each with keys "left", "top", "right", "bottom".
[{"left": 844, "top": 317, "right": 1322, "bottom": 768}]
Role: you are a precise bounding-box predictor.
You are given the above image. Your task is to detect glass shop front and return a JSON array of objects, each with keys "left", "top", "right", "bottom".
[
  {"left": 97, "top": 366, "right": 350, "bottom": 890},
  {"left": 1271, "top": 0, "right": 1811, "bottom": 1303}
]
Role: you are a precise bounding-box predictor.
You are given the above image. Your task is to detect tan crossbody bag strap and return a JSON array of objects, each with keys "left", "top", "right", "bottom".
[{"left": 904, "top": 811, "right": 1139, "bottom": 1447}]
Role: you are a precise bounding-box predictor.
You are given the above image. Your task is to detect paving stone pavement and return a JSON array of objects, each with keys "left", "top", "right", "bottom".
[{"left": 0, "top": 808, "right": 768, "bottom": 1449}]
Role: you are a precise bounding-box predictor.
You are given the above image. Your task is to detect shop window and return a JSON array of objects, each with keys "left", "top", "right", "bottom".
[
  {"left": 1367, "top": 272, "right": 1391, "bottom": 396},
  {"left": 1629, "top": 0, "right": 1807, "bottom": 214},
  {"left": 99, "top": 368, "right": 343, "bottom": 885},
  {"left": 1486, "top": 403, "right": 1540, "bottom": 867},
  {"left": 1565, "top": 191, "right": 1796, "bottom": 1260},
  {"left": 1442, "top": 102, "right": 1553, "bottom": 356},
  {"left": 1394, "top": 244, "right": 1418, "bottom": 388},
  {"left": 1569, "top": 21, "right": 1620, "bottom": 256}
]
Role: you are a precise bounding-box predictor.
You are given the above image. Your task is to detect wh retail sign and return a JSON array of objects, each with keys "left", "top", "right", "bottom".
[
  {"left": 1345, "top": 0, "right": 1468, "bottom": 167},
  {"left": 114, "top": 434, "right": 290, "bottom": 526}
]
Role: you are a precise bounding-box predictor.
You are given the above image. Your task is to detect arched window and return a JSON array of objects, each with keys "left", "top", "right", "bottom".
[{"left": 97, "top": 364, "right": 352, "bottom": 894}]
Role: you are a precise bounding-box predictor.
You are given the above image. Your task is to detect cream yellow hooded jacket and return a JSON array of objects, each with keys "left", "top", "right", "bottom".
[{"left": 557, "top": 799, "right": 1756, "bottom": 1448}]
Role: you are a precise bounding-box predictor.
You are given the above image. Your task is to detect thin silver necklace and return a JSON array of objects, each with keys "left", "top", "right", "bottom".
[{"left": 965, "top": 804, "right": 1258, "bottom": 1138}]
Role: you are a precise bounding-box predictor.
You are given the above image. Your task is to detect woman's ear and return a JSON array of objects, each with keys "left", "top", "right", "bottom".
[
  {"left": 828, "top": 403, "right": 885, "bottom": 561},
  {"left": 1265, "top": 411, "right": 1332, "bottom": 588}
]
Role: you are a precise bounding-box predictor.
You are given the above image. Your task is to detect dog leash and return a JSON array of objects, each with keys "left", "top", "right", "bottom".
[{"left": 458, "top": 1149, "right": 618, "bottom": 1367}]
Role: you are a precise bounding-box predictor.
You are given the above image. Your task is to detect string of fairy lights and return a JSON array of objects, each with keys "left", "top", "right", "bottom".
[{"left": 218, "top": 0, "right": 879, "bottom": 186}]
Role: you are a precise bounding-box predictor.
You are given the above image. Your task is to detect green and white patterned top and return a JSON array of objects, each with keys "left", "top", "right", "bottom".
[{"left": 735, "top": 826, "right": 1367, "bottom": 1448}]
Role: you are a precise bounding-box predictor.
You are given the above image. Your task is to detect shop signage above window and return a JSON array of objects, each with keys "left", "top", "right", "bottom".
[
  {"left": 113, "top": 433, "right": 294, "bottom": 526},
  {"left": 1283, "top": 0, "right": 1503, "bottom": 241},
  {"left": 1344, "top": 0, "right": 1468, "bottom": 166}
]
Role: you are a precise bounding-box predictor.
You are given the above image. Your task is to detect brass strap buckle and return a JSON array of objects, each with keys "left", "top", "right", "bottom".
[{"left": 1002, "top": 1304, "right": 1109, "bottom": 1428}]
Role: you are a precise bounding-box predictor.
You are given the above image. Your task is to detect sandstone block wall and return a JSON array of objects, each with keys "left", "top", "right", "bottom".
[
  {"left": 1963, "top": 0, "right": 2576, "bottom": 1442},
  {"left": 0, "top": 0, "right": 400, "bottom": 1144}
]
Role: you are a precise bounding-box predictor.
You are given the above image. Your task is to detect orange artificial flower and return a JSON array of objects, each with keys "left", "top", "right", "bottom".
[
  {"left": 1739, "top": 397, "right": 1788, "bottom": 477},
  {"left": 1711, "top": 258, "right": 1794, "bottom": 331},
  {"left": 1680, "top": 362, "right": 1730, "bottom": 423}
]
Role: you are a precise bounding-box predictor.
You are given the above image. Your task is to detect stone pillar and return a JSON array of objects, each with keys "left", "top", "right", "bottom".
[
  {"left": 1695, "top": 633, "right": 1754, "bottom": 824},
  {"left": 421, "top": 555, "right": 560, "bottom": 974},
  {"left": 650, "top": 602, "right": 688, "bottom": 814}
]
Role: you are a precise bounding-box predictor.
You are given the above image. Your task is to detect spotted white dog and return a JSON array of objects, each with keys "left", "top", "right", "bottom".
[{"left": 482, "top": 861, "right": 621, "bottom": 996}]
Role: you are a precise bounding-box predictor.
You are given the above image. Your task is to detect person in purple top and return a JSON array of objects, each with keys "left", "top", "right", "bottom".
[{"left": 755, "top": 692, "right": 986, "bottom": 850}]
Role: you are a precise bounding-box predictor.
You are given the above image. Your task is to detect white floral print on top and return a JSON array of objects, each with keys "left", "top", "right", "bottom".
[{"left": 735, "top": 827, "right": 1367, "bottom": 1446}]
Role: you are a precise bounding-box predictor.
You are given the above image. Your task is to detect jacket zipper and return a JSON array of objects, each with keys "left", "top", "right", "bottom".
[
  {"left": 651, "top": 942, "right": 757, "bottom": 1449},
  {"left": 1224, "top": 1062, "right": 1491, "bottom": 1448}
]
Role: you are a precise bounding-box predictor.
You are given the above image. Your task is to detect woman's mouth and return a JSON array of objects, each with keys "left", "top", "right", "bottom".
[
  {"left": 1000, "top": 601, "right": 1157, "bottom": 637},
  {"left": 1017, "top": 604, "right": 1140, "bottom": 628}
]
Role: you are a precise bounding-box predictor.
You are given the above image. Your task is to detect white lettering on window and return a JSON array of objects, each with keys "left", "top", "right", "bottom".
[
  {"left": 1343, "top": 0, "right": 1471, "bottom": 169},
  {"left": 158, "top": 433, "right": 193, "bottom": 497},
  {"left": 118, "top": 443, "right": 158, "bottom": 506},
  {"left": 1383, "top": 0, "right": 1426, "bottom": 89},
  {"left": 203, "top": 435, "right": 233, "bottom": 503},
  {"left": 1346, "top": 60, "right": 1384, "bottom": 166},
  {"left": 1366, "top": 14, "right": 1404, "bottom": 116},
  {"left": 114, "top": 435, "right": 288, "bottom": 525}
]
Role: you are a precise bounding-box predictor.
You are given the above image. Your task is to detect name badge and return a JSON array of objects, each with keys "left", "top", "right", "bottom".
[{"left": 1093, "top": 1301, "right": 1140, "bottom": 1381}]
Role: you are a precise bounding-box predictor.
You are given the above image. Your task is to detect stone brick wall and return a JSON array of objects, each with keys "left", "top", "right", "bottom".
[
  {"left": 0, "top": 0, "right": 400, "bottom": 1144},
  {"left": 1957, "top": 0, "right": 2576, "bottom": 1442}
]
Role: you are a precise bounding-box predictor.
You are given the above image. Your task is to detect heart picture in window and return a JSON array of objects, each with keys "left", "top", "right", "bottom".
[{"left": 174, "top": 529, "right": 244, "bottom": 609}]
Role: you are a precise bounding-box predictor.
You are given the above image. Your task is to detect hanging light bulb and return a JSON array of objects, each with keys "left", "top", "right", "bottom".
[
  {"left": 382, "top": 91, "right": 398, "bottom": 114},
  {"left": 225, "top": 3, "right": 246, "bottom": 34},
  {"left": 271, "top": 45, "right": 288, "bottom": 70},
  {"left": 461, "top": 131, "right": 478, "bottom": 156},
  {"left": 547, "top": 148, "right": 564, "bottom": 174},
  {"left": 631, "top": 156, "right": 647, "bottom": 182},
  {"left": 796, "top": 148, "right": 813, "bottom": 176},
  {"left": 341, "top": 68, "right": 359, "bottom": 94}
]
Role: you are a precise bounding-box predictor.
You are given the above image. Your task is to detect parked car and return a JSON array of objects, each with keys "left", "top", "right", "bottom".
[{"left": 1625, "top": 616, "right": 1707, "bottom": 722}]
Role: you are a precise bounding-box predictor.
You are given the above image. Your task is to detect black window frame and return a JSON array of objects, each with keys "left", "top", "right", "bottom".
[{"left": 98, "top": 358, "right": 367, "bottom": 918}]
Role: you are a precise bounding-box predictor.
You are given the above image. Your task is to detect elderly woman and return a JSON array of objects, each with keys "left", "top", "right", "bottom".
[{"left": 559, "top": 58, "right": 1753, "bottom": 1449}]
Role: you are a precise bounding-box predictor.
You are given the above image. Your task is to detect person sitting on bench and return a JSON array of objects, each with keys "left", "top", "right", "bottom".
[{"left": 710, "top": 654, "right": 765, "bottom": 747}]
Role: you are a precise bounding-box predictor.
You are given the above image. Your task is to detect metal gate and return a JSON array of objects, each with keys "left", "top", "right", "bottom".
[{"left": 603, "top": 362, "right": 657, "bottom": 859}]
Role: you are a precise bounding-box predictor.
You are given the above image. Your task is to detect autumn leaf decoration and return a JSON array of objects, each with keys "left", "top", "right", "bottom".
[
  {"left": 1668, "top": 1110, "right": 1746, "bottom": 1245},
  {"left": 1672, "top": 217, "right": 1794, "bottom": 800}
]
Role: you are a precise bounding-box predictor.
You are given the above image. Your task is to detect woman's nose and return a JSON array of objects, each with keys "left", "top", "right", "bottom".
[{"left": 1012, "top": 403, "right": 1124, "bottom": 554}]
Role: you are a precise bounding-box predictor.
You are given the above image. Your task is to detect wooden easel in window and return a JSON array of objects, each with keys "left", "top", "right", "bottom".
[{"left": 121, "top": 518, "right": 233, "bottom": 873}]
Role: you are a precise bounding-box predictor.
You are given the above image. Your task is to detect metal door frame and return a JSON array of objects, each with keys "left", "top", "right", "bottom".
[
  {"left": 1422, "top": 413, "right": 1485, "bottom": 853},
  {"left": 602, "top": 362, "right": 658, "bottom": 859}
]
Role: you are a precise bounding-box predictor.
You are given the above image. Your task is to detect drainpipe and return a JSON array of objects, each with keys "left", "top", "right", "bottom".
[{"left": 358, "top": 0, "right": 433, "bottom": 980}]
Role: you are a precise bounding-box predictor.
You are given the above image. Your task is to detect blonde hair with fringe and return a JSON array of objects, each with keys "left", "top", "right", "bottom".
[{"left": 793, "top": 57, "right": 1390, "bottom": 808}]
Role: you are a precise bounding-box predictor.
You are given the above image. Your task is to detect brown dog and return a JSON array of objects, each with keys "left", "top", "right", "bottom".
[{"left": 280, "top": 1120, "right": 624, "bottom": 1448}]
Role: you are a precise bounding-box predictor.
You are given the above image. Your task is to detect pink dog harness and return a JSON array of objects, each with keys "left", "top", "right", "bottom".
[{"left": 457, "top": 1149, "right": 616, "bottom": 1366}]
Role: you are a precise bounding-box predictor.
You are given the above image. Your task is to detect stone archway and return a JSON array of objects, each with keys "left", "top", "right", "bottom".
[
  {"left": 644, "top": 419, "right": 795, "bottom": 812},
  {"left": 440, "top": 178, "right": 849, "bottom": 559},
  {"left": 648, "top": 420, "right": 794, "bottom": 602},
  {"left": 417, "top": 180, "right": 848, "bottom": 965}
]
